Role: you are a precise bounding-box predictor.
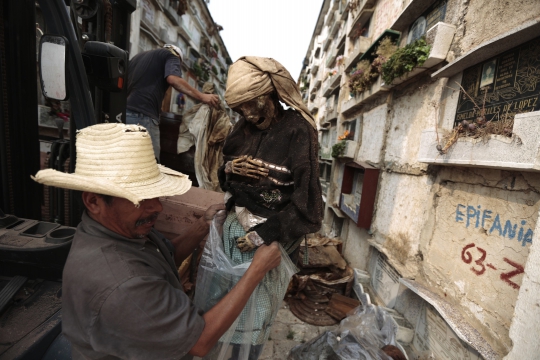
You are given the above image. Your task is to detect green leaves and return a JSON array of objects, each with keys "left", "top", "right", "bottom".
[
  {"left": 347, "top": 37, "right": 398, "bottom": 96},
  {"left": 381, "top": 37, "right": 431, "bottom": 85},
  {"left": 331, "top": 141, "right": 347, "bottom": 158}
]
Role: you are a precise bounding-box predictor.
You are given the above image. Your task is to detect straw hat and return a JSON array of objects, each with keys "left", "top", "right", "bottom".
[{"left": 32, "top": 123, "right": 191, "bottom": 205}]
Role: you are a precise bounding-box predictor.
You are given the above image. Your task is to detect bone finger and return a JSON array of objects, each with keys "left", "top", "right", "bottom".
[
  {"left": 240, "top": 163, "right": 268, "bottom": 172},
  {"left": 242, "top": 173, "right": 260, "bottom": 179},
  {"left": 232, "top": 155, "right": 248, "bottom": 164},
  {"left": 245, "top": 164, "right": 269, "bottom": 172},
  {"left": 246, "top": 169, "right": 269, "bottom": 177},
  {"left": 247, "top": 158, "right": 264, "bottom": 166}
]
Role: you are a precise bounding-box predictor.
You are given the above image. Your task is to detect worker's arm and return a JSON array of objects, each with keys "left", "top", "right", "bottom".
[
  {"left": 168, "top": 203, "right": 226, "bottom": 264},
  {"left": 188, "top": 242, "right": 282, "bottom": 357},
  {"left": 166, "top": 75, "right": 220, "bottom": 108}
]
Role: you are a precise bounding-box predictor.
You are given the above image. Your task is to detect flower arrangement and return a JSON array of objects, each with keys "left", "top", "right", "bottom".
[
  {"left": 347, "top": 37, "right": 398, "bottom": 96},
  {"left": 326, "top": 68, "right": 338, "bottom": 79},
  {"left": 336, "top": 55, "right": 345, "bottom": 67},
  {"left": 331, "top": 141, "right": 347, "bottom": 157},
  {"left": 348, "top": 60, "right": 376, "bottom": 95},
  {"left": 338, "top": 130, "right": 353, "bottom": 140},
  {"left": 381, "top": 37, "right": 431, "bottom": 85}
]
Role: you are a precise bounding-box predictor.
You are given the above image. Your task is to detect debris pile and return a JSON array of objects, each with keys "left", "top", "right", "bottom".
[
  {"left": 286, "top": 234, "right": 357, "bottom": 326},
  {"left": 288, "top": 304, "right": 404, "bottom": 360}
]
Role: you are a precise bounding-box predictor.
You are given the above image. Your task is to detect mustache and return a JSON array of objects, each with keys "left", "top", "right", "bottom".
[{"left": 135, "top": 213, "right": 159, "bottom": 227}]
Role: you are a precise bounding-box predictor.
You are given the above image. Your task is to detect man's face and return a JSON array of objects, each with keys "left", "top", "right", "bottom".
[
  {"left": 234, "top": 94, "right": 276, "bottom": 130},
  {"left": 92, "top": 196, "right": 163, "bottom": 239}
]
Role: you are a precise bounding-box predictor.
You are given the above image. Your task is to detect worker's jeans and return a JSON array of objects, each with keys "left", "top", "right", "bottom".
[{"left": 126, "top": 110, "right": 160, "bottom": 162}]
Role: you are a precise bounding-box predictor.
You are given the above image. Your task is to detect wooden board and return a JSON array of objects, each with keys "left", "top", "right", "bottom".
[
  {"left": 325, "top": 293, "right": 361, "bottom": 321},
  {"left": 155, "top": 186, "right": 224, "bottom": 236}
]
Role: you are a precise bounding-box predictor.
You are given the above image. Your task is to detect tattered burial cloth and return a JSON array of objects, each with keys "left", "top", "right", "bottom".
[
  {"left": 177, "top": 82, "right": 231, "bottom": 191},
  {"left": 225, "top": 56, "right": 316, "bottom": 129}
]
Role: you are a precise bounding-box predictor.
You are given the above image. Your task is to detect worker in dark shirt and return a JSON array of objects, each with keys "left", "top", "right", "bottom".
[
  {"left": 126, "top": 44, "right": 219, "bottom": 161},
  {"left": 32, "top": 123, "right": 281, "bottom": 359}
]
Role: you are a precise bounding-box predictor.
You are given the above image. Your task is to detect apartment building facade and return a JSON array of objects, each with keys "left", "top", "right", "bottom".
[
  {"left": 129, "top": 0, "right": 232, "bottom": 112},
  {"left": 300, "top": 0, "right": 540, "bottom": 358}
]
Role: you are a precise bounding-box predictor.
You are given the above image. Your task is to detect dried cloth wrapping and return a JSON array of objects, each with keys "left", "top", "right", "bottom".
[
  {"left": 194, "top": 212, "right": 297, "bottom": 360},
  {"left": 177, "top": 82, "right": 231, "bottom": 191},
  {"left": 224, "top": 56, "right": 316, "bottom": 129}
]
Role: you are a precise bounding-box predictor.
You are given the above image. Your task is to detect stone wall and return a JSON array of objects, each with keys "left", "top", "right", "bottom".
[
  {"left": 423, "top": 168, "right": 540, "bottom": 353},
  {"left": 316, "top": 0, "right": 540, "bottom": 356}
]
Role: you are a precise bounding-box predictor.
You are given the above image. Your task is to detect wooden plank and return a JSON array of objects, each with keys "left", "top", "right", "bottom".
[{"left": 325, "top": 293, "right": 361, "bottom": 321}]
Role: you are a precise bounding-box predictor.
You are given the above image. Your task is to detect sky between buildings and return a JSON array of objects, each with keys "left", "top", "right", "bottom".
[{"left": 208, "top": 0, "right": 324, "bottom": 81}]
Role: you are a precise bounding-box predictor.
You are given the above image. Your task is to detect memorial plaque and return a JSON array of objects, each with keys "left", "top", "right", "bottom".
[
  {"left": 454, "top": 37, "right": 540, "bottom": 126},
  {"left": 407, "top": 0, "right": 447, "bottom": 44},
  {"left": 425, "top": 0, "right": 447, "bottom": 32}
]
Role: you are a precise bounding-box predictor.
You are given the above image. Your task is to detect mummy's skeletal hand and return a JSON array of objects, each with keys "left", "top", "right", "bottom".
[
  {"left": 236, "top": 231, "right": 264, "bottom": 252},
  {"left": 225, "top": 155, "right": 269, "bottom": 179}
]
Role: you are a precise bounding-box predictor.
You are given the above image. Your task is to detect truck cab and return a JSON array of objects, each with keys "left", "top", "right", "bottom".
[{"left": 0, "top": 1, "right": 135, "bottom": 357}]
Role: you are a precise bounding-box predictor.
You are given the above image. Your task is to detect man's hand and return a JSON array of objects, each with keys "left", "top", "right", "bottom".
[
  {"left": 200, "top": 93, "right": 220, "bottom": 109},
  {"left": 251, "top": 242, "right": 281, "bottom": 273},
  {"left": 236, "top": 231, "right": 264, "bottom": 252},
  {"left": 167, "top": 76, "right": 220, "bottom": 110},
  {"left": 225, "top": 155, "right": 269, "bottom": 179},
  {"left": 203, "top": 203, "right": 226, "bottom": 226}
]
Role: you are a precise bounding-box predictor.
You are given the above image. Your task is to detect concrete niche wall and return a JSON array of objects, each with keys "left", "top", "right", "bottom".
[
  {"left": 356, "top": 103, "right": 388, "bottom": 165},
  {"left": 384, "top": 79, "right": 445, "bottom": 173},
  {"left": 422, "top": 167, "right": 540, "bottom": 354},
  {"left": 370, "top": 171, "right": 434, "bottom": 278},
  {"left": 456, "top": 0, "right": 540, "bottom": 54}
]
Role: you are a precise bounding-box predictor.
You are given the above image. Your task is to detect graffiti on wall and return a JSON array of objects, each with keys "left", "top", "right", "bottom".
[
  {"left": 460, "top": 243, "right": 524, "bottom": 290},
  {"left": 425, "top": 182, "right": 538, "bottom": 345},
  {"left": 455, "top": 204, "right": 533, "bottom": 246},
  {"left": 454, "top": 204, "right": 529, "bottom": 290}
]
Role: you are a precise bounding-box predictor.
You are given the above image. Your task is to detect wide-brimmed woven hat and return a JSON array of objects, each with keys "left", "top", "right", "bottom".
[{"left": 32, "top": 123, "right": 191, "bottom": 205}]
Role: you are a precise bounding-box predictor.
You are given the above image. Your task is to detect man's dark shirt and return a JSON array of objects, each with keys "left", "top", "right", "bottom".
[
  {"left": 127, "top": 48, "right": 182, "bottom": 120},
  {"left": 62, "top": 212, "right": 204, "bottom": 359}
]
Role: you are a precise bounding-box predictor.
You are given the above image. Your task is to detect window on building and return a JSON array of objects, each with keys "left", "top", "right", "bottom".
[
  {"left": 321, "top": 130, "right": 329, "bottom": 148},
  {"left": 339, "top": 162, "right": 379, "bottom": 229},
  {"left": 343, "top": 119, "right": 357, "bottom": 141},
  {"left": 341, "top": 168, "right": 364, "bottom": 221},
  {"left": 319, "top": 162, "right": 332, "bottom": 195},
  {"left": 329, "top": 123, "right": 337, "bottom": 147}
]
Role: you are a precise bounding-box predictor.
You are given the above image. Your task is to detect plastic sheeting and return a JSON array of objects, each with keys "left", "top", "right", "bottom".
[
  {"left": 194, "top": 218, "right": 298, "bottom": 360},
  {"left": 288, "top": 304, "right": 401, "bottom": 360}
]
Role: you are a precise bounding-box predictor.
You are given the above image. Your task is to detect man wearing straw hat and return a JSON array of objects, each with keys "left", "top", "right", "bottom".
[
  {"left": 194, "top": 57, "right": 323, "bottom": 359},
  {"left": 32, "top": 122, "right": 281, "bottom": 359},
  {"left": 126, "top": 44, "right": 220, "bottom": 162}
]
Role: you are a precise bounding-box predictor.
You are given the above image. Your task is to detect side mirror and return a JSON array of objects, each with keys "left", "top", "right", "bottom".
[{"left": 39, "top": 35, "right": 69, "bottom": 101}]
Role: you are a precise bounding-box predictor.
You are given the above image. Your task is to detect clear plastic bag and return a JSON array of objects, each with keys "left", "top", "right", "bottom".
[
  {"left": 288, "top": 304, "right": 402, "bottom": 360},
  {"left": 194, "top": 216, "right": 298, "bottom": 360}
]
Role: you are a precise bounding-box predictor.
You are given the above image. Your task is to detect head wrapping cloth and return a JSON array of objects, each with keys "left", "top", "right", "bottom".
[{"left": 225, "top": 56, "right": 316, "bottom": 129}]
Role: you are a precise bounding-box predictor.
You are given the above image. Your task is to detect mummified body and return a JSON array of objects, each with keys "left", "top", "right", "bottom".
[
  {"left": 195, "top": 57, "right": 323, "bottom": 360},
  {"left": 219, "top": 93, "right": 323, "bottom": 253}
]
